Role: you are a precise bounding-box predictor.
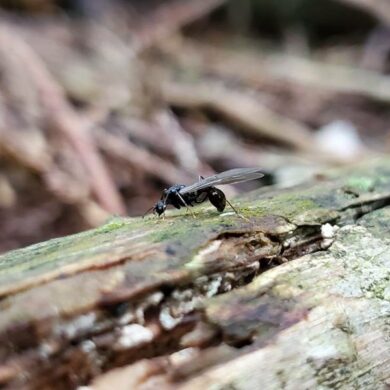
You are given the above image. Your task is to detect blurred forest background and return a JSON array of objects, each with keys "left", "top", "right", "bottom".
[{"left": 0, "top": 0, "right": 389, "bottom": 253}]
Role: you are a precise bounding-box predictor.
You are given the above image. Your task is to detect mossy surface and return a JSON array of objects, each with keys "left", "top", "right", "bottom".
[
  {"left": 358, "top": 206, "right": 390, "bottom": 239},
  {"left": 0, "top": 158, "right": 389, "bottom": 298}
]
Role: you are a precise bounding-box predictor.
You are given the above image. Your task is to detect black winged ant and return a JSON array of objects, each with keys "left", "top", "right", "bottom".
[{"left": 144, "top": 168, "right": 264, "bottom": 218}]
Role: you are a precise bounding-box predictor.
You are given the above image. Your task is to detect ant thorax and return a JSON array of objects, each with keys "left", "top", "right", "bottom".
[{"left": 163, "top": 185, "right": 187, "bottom": 209}]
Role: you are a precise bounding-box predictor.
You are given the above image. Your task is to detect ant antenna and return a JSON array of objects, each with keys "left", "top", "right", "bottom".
[{"left": 142, "top": 206, "right": 155, "bottom": 218}]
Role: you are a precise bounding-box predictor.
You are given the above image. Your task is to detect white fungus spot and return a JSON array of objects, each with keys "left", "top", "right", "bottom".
[
  {"left": 56, "top": 313, "right": 97, "bottom": 339},
  {"left": 220, "top": 211, "right": 235, "bottom": 217},
  {"left": 146, "top": 291, "right": 164, "bottom": 305},
  {"left": 170, "top": 348, "right": 198, "bottom": 365},
  {"left": 39, "top": 342, "right": 57, "bottom": 358},
  {"left": 198, "top": 240, "right": 222, "bottom": 257},
  {"left": 117, "top": 324, "right": 154, "bottom": 349},
  {"left": 321, "top": 223, "right": 338, "bottom": 239},
  {"left": 81, "top": 340, "right": 96, "bottom": 353},
  {"left": 159, "top": 307, "right": 183, "bottom": 330},
  {"left": 206, "top": 276, "right": 222, "bottom": 297},
  {"left": 118, "top": 312, "right": 135, "bottom": 326},
  {"left": 187, "top": 240, "right": 222, "bottom": 269}
]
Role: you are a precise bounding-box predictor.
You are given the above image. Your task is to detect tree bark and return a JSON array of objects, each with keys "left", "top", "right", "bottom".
[{"left": 0, "top": 158, "right": 389, "bottom": 389}]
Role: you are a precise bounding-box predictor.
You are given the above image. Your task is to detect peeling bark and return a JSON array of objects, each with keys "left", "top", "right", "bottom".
[{"left": 0, "top": 159, "right": 389, "bottom": 389}]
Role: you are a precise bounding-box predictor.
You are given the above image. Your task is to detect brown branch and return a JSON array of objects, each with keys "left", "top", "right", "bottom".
[
  {"left": 162, "top": 37, "right": 390, "bottom": 104},
  {"left": 131, "top": 0, "right": 228, "bottom": 53},
  {"left": 162, "top": 79, "right": 316, "bottom": 152},
  {"left": 0, "top": 26, "right": 125, "bottom": 215},
  {"left": 153, "top": 110, "right": 202, "bottom": 173},
  {"left": 94, "top": 129, "right": 193, "bottom": 185},
  {"left": 95, "top": 110, "right": 202, "bottom": 174}
]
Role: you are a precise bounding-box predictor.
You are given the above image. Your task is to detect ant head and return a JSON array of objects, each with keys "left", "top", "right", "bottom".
[
  {"left": 143, "top": 201, "right": 166, "bottom": 218},
  {"left": 153, "top": 201, "right": 166, "bottom": 216}
]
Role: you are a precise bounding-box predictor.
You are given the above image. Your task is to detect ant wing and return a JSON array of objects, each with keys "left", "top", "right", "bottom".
[{"left": 179, "top": 168, "right": 264, "bottom": 195}]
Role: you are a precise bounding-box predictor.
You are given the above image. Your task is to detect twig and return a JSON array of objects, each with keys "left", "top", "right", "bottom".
[
  {"left": 162, "top": 37, "right": 390, "bottom": 104},
  {"left": 119, "top": 118, "right": 177, "bottom": 158},
  {"left": 95, "top": 110, "right": 200, "bottom": 172},
  {"left": 162, "top": 79, "right": 316, "bottom": 151},
  {"left": 131, "top": 0, "right": 228, "bottom": 54},
  {"left": 94, "top": 129, "right": 193, "bottom": 185},
  {"left": 0, "top": 26, "right": 125, "bottom": 215},
  {"left": 153, "top": 110, "right": 202, "bottom": 173}
]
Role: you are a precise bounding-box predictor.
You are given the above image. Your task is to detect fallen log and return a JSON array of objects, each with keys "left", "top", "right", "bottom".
[{"left": 0, "top": 158, "right": 389, "bottom": 389}]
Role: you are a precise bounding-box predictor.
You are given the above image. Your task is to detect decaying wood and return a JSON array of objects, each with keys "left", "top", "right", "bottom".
[{"left": 0, "top": 158, "right": 389, "bottom": 389}]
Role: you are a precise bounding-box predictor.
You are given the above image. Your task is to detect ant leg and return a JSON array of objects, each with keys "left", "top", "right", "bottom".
[
  {"left": 177, "top": 193, "right": 196, "bottom": 218},
  {"left": 225, "top": 198, "right": 249, "bottom": 221},
  {"left": 225, "top": 198, "right": 239, "bottom": 215}
]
